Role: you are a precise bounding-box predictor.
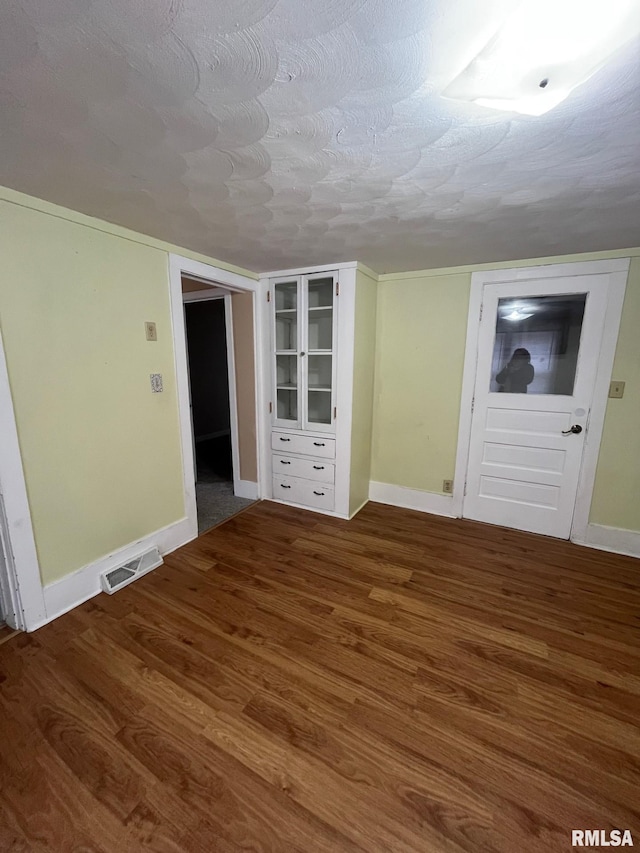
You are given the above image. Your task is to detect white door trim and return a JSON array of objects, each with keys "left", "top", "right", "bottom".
[
  {"left": 168, "top": 255, "right": 262, "bottom": 542},
  {"left": 223, "top": 293, "right": 244, "bottom": 500},
  {"left": 453, "top": 258, "right": 630, "bottom": 541},
  {"left": 257, "top": 276, "right": 272, "bottom": 501},
  {"left": 182, "top": 287, "right": 227, "bottom": 303},
  {"left": 0, "top": 327, "right": 46, "bottom": 630}
]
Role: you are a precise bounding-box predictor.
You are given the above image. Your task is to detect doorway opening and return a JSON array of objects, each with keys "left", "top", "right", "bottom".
[{"left": 182, "top": 276, "right": 257, "bottom": 534}]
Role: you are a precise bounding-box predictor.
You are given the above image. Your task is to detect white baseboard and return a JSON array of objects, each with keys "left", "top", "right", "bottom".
[
  {"left": 38, "top": 516, "right": 196, "bottom": 629},
  {"left": 234, "top": 479, "right": 259, "bottom": 500},
  {"left": 574, "top": 523, "right": 640, "bottom": 560},
  {"left": 369, "top": 481, "right": 456, "bottom": 518}
]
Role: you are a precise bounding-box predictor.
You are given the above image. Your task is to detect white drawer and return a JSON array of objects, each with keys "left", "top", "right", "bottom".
[
  {"left": 273, "top": 475, "right": 335, "bottom": 512},
  {"left": 272, "top": 454, "right": 335, "bottom": 484},
  {"left": 271, "top": 431, "right": 336, "bottom": 459}
]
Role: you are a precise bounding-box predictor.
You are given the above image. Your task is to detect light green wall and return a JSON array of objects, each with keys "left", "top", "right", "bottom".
[
  {"left": 0, "top": 188, "right": 255, "bottom": 585},
  {"left": 590, "top": 257, "right": 640, "bottom": 530},
  {"left": 3, "top": 183, "right": 638, "bottom": 590},
  {"left": 371, "top": 271, "right": 470, "bottom": 492},
  {"left": 349, "top": 268, "right": 377, "bottom": 516},
  {"left": 372, "top": 248, "right": 640, "bottom": 534}
]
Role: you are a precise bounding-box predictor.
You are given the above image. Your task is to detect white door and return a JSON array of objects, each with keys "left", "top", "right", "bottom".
[{"left": 463, "top": 272, "right": 612, "bottom": 538}]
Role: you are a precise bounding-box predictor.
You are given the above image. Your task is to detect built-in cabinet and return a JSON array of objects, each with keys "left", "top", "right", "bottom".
[{"left": 260, "top": 263, "right": 377, "bottom": 520}]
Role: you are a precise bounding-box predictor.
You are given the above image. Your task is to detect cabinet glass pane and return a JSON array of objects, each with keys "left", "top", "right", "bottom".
[
  {"left": 308, "top": 390, "right": 331, "bottom": 424},
  {"left": 308, "top": 277, "right": 333, "bottom": 351},
  {"left": 274, "top": 281, "right": 297, "bottom": 310},
  {"left": 490, "top": 295, "right": 586, "bottom": 395},
  {"left": 308, "top": 308, "right": 332, "bottom": 350},
  {"left": 275, "top": 313, "right": 297, "bottom": 351},
  {"left": 308, "top": 278, "right": 333, "bottom": 308},
  {"left": 307, "top": 354, "right": 332, "bottom": 390},
  {"left": 277, "top": 354, "right": 297, "bottom": 388},
  {"left": 277, "top": 389, "right": 297, "bottom": 421}
]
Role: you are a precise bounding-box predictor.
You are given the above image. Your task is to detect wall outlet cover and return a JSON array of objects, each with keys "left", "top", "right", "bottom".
[
  {"left": 443, "top": 479, "right": 453, "bottom": 494},
  {"left": 145, "top": 321, "right": 157, "bottom": 341},
  {"left": 150, "top": 374, "right": 163, "bottom": 393},
  {"left": 609, "top": 380, "right": 625, "bottom": 398}
]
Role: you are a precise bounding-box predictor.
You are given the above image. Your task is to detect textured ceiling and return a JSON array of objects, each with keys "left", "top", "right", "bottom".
[{"left": 1, "top": 0, "right": 639, "bottom": 273}]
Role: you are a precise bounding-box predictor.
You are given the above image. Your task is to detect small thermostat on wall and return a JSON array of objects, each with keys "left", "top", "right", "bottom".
[{"left": 150, "top": 374, "right": 163, "bottom": 393}]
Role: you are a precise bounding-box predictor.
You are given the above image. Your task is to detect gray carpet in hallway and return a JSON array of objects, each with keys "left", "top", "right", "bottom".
[{"left": 196, "top": 473, "right": 255, "bottom": 534}]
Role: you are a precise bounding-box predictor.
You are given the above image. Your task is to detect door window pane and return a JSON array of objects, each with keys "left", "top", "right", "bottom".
[{"left": 490, "top": 295, "right": 586, "bottom": 395}]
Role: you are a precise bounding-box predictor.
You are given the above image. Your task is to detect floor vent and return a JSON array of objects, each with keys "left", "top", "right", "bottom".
[{"left": 100, "top": 546, "right": 163, "bottom": 594}]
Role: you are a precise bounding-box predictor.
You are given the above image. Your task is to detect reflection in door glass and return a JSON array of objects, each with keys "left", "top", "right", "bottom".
[{"left": 490, "top": 295, "right": 586, "bottom": 395}]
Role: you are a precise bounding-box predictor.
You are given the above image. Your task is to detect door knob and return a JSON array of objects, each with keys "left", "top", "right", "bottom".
[{"left": 562, "top": 424, "right": 583, "bottom": 435}]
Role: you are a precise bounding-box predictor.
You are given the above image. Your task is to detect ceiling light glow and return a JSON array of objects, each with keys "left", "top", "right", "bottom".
[
  {"left": 443, "top": 0, "right": 640, "bottom": 115},
  {"left": 505, "top": 309, "right": 534, "bottom": 321}
]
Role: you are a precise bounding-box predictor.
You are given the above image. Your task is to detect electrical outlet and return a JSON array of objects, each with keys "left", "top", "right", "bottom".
[
  {"left": 150, "top": 374, "right": 163, "bottom": 393},
  {"left": 443, "top": 479, "right": 453, "bottom": 494},
  {"left": 145, "top": 321, "right": 157, "bottom": 341},
  {"left": 609, "top": 380, "right": 625, "bottom": 399}
]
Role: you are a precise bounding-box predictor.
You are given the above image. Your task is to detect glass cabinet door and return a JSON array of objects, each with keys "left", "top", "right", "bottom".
[
  {"left": 305, "top": 275, "right": 335, "bottom": 429},
  {"left": 273, "top": 280, "right": 299, "bottom": 425},
  {"left": 271, "top": 272, "right": 337, "bottom": 432}
]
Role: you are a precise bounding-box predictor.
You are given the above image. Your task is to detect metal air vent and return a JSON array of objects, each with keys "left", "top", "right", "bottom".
[{"left": 100, "top": 546, "right": 163, "bottom": 594}]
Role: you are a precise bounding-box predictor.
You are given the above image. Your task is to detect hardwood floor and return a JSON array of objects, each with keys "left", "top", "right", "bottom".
[
  {"left": 0, "top": 623, "right": 19, "bottom": 646},
  {"left": 1, "top": 500, "right": 639, "bottom": 852}
]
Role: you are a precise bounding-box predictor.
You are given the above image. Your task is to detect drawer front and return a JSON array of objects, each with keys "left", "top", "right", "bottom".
[
  {"left": 273, "top": 475, "right": 335, "bottom": 511},
  {"left": 272, "top": 454, "right": 335, "bottom": 484},
  {"left": 271, "top": 431, "right": 336, "bottom": 459}
]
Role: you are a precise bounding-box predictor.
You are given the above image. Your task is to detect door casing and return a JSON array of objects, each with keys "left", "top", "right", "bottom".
[
  {"left": 168, "top": 254, "right": 262, "bottom": 544},
  {"left": 452, "top": 258, "right": 630, "bottom": 542},
  {"left": 0, "top": 326, "right": 46, "bottom": 630}
]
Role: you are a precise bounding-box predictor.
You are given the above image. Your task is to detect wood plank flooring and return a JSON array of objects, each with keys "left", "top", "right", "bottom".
[
  {"left": 0, "top": 623, "right": 19, "bottom": 646},
  {"left": 1, "top": 500, "right": 639, "bottom": 852}
]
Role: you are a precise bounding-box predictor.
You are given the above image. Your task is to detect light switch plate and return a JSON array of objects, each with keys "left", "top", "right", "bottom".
[
  {"left": 609, "top": 380, "right": 625, "bottom": 399},
  {"left": 145, "top": 321, "right": 157, "bottom": 341},
  {"left": 150, "top": 374, "right": 163, "bottom": 393}
]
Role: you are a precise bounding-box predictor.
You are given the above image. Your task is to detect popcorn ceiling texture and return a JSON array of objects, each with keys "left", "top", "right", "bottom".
[{"left": 1, "top": 0, "right": 639, "bottom": 273}]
